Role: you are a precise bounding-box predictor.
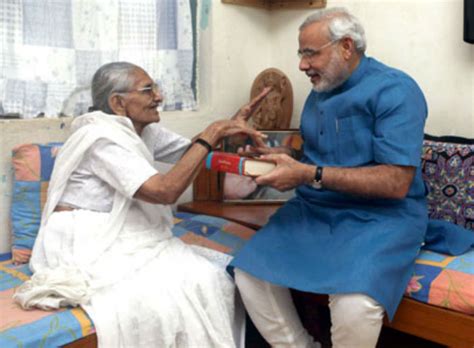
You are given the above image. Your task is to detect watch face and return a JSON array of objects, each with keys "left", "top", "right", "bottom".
[{"left": 311, "top": 180, "right": 322, "bottom": 189}]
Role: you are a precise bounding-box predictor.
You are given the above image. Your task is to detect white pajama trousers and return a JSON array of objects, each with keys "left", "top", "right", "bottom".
[{"left": 235, "top": 269, "right": 384, "bottom": 348}]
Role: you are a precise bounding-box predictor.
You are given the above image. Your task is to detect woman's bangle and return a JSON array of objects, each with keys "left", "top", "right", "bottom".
[{"left": 194, "top": 138, "right": 213, "bottom": 153}]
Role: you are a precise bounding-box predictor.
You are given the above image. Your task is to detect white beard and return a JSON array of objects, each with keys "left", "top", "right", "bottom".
[{"left": 312, "top": 50, "right": 352, "bottom": 93}]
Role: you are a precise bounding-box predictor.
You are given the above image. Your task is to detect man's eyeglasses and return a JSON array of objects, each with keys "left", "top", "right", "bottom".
[
  {"left": 127, "top": 83, "right": 160, "bottom": 96},
  {"left": 297, "top": 39, "right": 340, "bottom": 60}
]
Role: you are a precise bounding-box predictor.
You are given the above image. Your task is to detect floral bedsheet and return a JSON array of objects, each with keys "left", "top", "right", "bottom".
[{"left": 0, "top": 212, "right": 254, "bottom": 348}]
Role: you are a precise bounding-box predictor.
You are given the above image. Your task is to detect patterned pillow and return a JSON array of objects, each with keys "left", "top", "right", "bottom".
[
  {"left": 421, "top": 135, "right": 474, "bottom": 231},
  {"left": 10, "top": 143, "right": 62, "bottom": 264}
]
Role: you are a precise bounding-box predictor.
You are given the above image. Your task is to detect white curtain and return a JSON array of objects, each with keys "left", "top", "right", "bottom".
[{"left": 0, "top": 0, "right": 196, "bottom": 118}]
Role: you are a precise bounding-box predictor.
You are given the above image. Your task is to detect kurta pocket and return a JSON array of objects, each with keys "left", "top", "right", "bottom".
[{"left": 336, "top": 114, "right": 373, "bottom": 165}]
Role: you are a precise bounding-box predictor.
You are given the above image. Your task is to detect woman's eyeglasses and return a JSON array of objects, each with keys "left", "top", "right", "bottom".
[{"left": 127, "top": 83, "right": 160, "bottom": 96}]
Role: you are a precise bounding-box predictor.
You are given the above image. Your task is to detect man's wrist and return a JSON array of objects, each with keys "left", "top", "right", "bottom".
[
  {"left": 311, "top": 165, "right": 324, "bottom": 189},
  {"left": 315, "top": 166, "right": 323, "bottom": 182},
  {"left": 303, "top": 165, "right": 317, "bottom": 185}
]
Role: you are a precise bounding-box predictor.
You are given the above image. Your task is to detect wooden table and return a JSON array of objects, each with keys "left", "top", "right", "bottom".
[{"left": 177, "top": 201, "right": 280, "bottom": 230}]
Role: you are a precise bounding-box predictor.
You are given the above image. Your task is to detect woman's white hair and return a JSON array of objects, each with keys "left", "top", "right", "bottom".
[
  {"left": 91, "top": 62, "right": 141, "bottom": 114},
  {"left": 299, "top": 7, "right": 366, "bottom": 54}
]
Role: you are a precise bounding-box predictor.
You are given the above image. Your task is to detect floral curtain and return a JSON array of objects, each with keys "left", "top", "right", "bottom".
[{"left": 0, "top": 0, "right": 196, "bottom": 118}]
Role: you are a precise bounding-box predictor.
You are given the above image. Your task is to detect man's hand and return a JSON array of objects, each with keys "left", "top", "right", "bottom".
[
  {"left": 255, "top": 154, "right": 313, "bottom": 191},
  {"left": 231, "top": 87, "right": 272, "bottom": 122},
  {"left": 253, "top": 152, "right": 417, "bottom": 199}
]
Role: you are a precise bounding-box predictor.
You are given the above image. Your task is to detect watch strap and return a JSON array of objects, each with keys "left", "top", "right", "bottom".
[{"left": 315, "top": 166, "right": 323, "bottom": 183}]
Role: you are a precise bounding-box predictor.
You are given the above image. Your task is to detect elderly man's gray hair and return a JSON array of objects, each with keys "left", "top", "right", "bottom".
[
  {"left": 300, "top": 7, "right": 366, "bottom": 54},
  {"left": 91, "top": 62, "right": 141, "bottom": 114}
]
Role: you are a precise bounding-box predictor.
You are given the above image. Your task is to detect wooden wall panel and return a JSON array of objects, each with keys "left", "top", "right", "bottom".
[
  {"left": 269, "top": 0, "right": 326, "bottom": 9},
  {"left": 222, "top": 0, "right": 326, "bottom": 10},
  {"left": 222, "top": 0, "right": 267, "bottom": 8}
]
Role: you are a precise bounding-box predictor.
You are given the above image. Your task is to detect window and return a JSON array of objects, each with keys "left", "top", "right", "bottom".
[{"left": 0, "top": 0, "right": 198, "bottom": 118}]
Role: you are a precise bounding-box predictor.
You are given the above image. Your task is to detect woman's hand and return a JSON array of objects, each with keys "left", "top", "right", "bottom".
[
  {"left": 231, "top": 87, "right": 272, "bottom": 122},
  {"left": 137, "top": 121, "right": 264, "bottom": 205},
  {"left": 191, "top": 87, "right": 271, "bottom": 147},
  {"left": 224, "top": 173, "right": 258, "bottom": 199},
  {"left": 200, "top": 119, "right": 267, "bottom": 148}
]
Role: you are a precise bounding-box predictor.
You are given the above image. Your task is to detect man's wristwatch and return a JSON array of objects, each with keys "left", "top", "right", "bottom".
[{"left": 311, "top": 166, "right": 323, "bottom": 189}]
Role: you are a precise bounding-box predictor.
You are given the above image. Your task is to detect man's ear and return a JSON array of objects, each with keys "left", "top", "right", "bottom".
[
  {"left": 108, "top": 93, "right": 127, "bottom": 116},
  {"left": 341, "top": 37, "right": 355, "bottom": 60}
]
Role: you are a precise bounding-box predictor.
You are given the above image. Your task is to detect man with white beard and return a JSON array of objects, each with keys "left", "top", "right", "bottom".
[{"left": 231, "top": 7, "right": 428, "bottom": 348}]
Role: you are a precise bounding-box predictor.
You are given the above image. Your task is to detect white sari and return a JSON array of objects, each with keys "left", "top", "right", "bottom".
[{"left": 15, "top": 112, "right": 244, "bottom": 348}]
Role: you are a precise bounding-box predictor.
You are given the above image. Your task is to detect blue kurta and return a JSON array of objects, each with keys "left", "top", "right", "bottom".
[{"left": 231, "top": 56, "right": 428, "bottom": 320}]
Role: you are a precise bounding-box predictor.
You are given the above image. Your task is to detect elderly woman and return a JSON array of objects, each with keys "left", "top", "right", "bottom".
[{"left": 15, "top": 62, "right": 268, "bottom": 348}]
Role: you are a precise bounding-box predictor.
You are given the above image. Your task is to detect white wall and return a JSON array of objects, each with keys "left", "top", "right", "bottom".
[
  {"left": 162, "top": 0, "right": 472, "bottom": 140},
  {"left": 267, "top": 0, "right": 474, "bottom": 136},
  {"left": 1, "top": 0, "right": 472, "bottom": 253},
  {"left": 142, "top": 0, "right": 474, "bottom": 212},
  {"left": 155, "top": 2, "right": 275, "bottom": 209}
]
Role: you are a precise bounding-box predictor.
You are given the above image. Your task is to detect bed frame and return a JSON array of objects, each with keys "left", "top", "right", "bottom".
[
  {"left": 175, "top": 169, "right": 474, "bottom": 348},
  {"left": 62, "top": 164, "right": 474, "bottom": 348}
]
